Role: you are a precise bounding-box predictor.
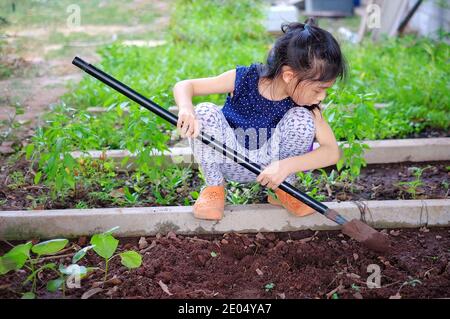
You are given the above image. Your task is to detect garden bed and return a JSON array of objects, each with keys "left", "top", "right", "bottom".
[
  {"left": 69, "top": 137, "right": 450, "bottom": 169},
  {"left": 1, "top": 157, "right": 448, "bottom": 211},
  {"left": 0, "top": 228, "right": 449, "bottom": 299}
]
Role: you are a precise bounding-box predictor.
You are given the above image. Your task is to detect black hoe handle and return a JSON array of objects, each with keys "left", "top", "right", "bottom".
[{"left": 72, "top": 56, "right": 348, "bottom": 225}]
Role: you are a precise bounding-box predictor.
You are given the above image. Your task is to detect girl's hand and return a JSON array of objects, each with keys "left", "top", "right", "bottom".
[
  {"left": 256, "top": 160, "right": 292, "bottom": 190},
  {"left": 177, "top": 106, "right": 200, "bottom": 139}
]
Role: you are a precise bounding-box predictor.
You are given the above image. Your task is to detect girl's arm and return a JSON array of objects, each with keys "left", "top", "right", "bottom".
[
  {"left": 172, "top": 69, "right": 236, "bottom": 138},
  {"left": 283, "top": 108, "right": 341, "bottom": 173},
  {"left": 173, "top": 69, "right": 236, "bottom": 112}
]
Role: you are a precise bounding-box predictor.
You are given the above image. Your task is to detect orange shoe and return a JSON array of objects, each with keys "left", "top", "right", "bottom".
[
  {"left": 267, "top": 188, "right": 315, "bottom": 217},
  {"left": 193, "top": 185, "right": 226, "bottom": 220}
]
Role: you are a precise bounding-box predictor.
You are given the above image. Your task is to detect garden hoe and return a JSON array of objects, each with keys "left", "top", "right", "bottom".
[{"left": 72, "top": 57, "right": 392, "bottom": 253}]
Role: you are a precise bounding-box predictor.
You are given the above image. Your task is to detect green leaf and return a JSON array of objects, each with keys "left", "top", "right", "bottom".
[
  {"left": 120, "top": 251, "right": 142, "bottom": 269},
  {"left": 0, "top": 256, "right": 21, "bottom": 275},
  {"left": 90, "top": 233, "right": 119, "bottom": 259},
  {"left": 47, "top": 278, "right": 64, "bottom": 292},
  {"left": 121, "top": 156, "right": 130, "bottom": 167},
  {"left": 102, "top": 226, "right": 120, "bottom": 236},
  {"left": 264, "top": 283, "right": 275, "bottom": 291},
  {"left": 0, "top": 242, "right": 32, "bottom": 274},
  {"left": 31, "top": 239, "right": 68, "bottom": 256},
  {"left": 210, "top": 251, "right": 217, "bottom": 258},
  {"left": 72, "top": 245, "right": 95, "bottom": 264},
  {"left": 25, "top": 144, "right": 35, "bottom": 160},
  {"left": 34, "top": 171, "right": 42, "bottom": 185},
  {"left": 189, "top": 191, "right": 199, "bottom": 199},
  {"left": 21, "top": 292, "right": 36, "bottom": 299}
]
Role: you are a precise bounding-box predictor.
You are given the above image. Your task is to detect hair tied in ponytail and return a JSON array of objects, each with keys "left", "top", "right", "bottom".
[{"left": 304, "top": 24, "right": 311, "bottom": 33}]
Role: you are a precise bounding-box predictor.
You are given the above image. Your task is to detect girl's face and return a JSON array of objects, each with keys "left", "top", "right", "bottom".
[{"left": 281, "top": 67, "right": 335, "bottom": 106}]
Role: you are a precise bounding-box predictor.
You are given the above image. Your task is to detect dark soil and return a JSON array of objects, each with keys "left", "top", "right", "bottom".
[
  {"left": 0, "top": 228, "right": 449, "bottom": 299},
  {"left": 402, "top": 127, "right": 449, "bottom": 139},
  {"left": 0, "top": 152, "right": 448, "bottom": 210}
]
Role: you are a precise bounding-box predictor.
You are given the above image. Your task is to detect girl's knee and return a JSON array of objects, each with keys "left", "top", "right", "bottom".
[
  {"left": 281, "top": 107, "right": 315, "bottom": 136},
  {"left": 194, "top": 103, "right": 228, "bottom": 138},
  {"left": 194, "top": 102, "right": 221, "bottom": 118},
  {"left": 284, "top": 107, "right": 314, "bottom": 123}
]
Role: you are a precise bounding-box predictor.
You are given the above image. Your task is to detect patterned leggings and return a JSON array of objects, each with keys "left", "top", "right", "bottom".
[{"left": 188, "top": 102, "right": 316, "bottom": 186}]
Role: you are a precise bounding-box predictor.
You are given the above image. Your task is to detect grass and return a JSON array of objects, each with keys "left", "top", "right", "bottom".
[
  {"left": 332, "top": 36, "right": 450, "bottom": 137},
  {"left": 42, "top": 28, "right": 165, "bottom": 61},
  {"left": 0, "top": 0, "right": 165, "bottom": 63},
  {"left": 0, "top": 0, "right": 160, "bottom": 27}
]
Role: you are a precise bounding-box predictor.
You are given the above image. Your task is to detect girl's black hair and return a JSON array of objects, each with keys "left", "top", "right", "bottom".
[{"left": 257, "top": 17, "right": 347, "bottom": 114}]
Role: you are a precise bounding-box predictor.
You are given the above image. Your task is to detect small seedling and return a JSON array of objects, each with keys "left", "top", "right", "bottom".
[
  {"left": 90, "top": 226, "right": 142, "bottom": 283},
  {"left": 264, "top": 283, "right": 275, "bottom": 292},
  {"left": 7, "top": 171, "right": 25, "bottom": 190},
  {"left": 123, "top": 186, "right": 139, "bottom": 204},
  {"left": 404, "top": 278, "right": 422, "bottom": 287},
  {"left": 75, "top": 201, "right": 89, "bottom": 209},
  {"left": 396, "top": 166, "right": 431, "bottom": 199},
  {"left": 189, "top": 191, "right": 199, "bottom": 200},
  {"left": 351, "top": 284, "right": 360, "bottom": 292}
]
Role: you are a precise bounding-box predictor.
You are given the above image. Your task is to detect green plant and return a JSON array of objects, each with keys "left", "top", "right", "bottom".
[
  {"left": 398, "top": 277, "right": 422, "bottom": 294},
  {"left": 395, "top": 166, "right": 432, "bottom": 199},
  {"left": 7, "top": 171, "right": 25, "bottom": 190},
  {"left": 324, "top": 97, "right": 376, "bottom": 180},
  {"left": 123, "top": 186, "right": 139, "bottom": 204},
  {"left": 351, "top": 284, "right": 360, "bottom": 292},
  {"left": 90, "top": 226, "right": 142, "bottom": 283},
  {"left": 1, "top": 227, "right": 142, "bottom": 298},
  {"left": 226, "top": 181, "right": 262, "bottom": 205},
  {"left": 0, "top": 239, "right": 75, "bottom": 298},
  {"left": 75, "top": 201, "right": 89, "bottom": 209},
  {"left": 441, "top": 180, "right": 449, "bottom": 197},
  {"left": 264, "top": 282, "right": 275, "bottom": 292},
  {"left": 295, "top": 171, "right": 327, "bottom": 201}
]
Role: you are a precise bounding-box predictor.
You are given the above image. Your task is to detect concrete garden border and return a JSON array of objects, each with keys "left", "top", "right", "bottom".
[
  {"left": 68, "top": 137, "right": 450, "bottom": 170},
  {"left": 1, "top": 199, "right": 448, "bottom": 240}
]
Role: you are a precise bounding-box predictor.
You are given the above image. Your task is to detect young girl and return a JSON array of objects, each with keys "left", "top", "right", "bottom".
[{"left": 173, "top": 18, "right": 347, "bottom": 220}]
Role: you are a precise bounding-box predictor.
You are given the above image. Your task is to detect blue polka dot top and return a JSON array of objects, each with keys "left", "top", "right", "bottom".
[{"left": 221, "top": 63, "right": 313, "bottom": 151}]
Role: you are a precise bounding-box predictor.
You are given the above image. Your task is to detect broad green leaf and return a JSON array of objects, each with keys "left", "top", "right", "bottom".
[
  {"left": 72, "top": 245, "right": 95, "bottom": 264},
  {"left": 0, "top": 257, "right": 16, "bottom": 275},
  {"left": 120, "top": 251, "right": 142, "bottom": 269},
  {"left": 32, "top": 239, "right": 68, "bottom": 256},
  {"left": 189, "top": 191, "right": 199, "bottom": 199},
  {"left": 0, "top": 242, "right": 32, "bottom": 274},
  {"left": 90, "top": 234, "right": 118, "bottom": 259},
  {"left": 47, "top": 278, "right": 64, "bottom": 292}
]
